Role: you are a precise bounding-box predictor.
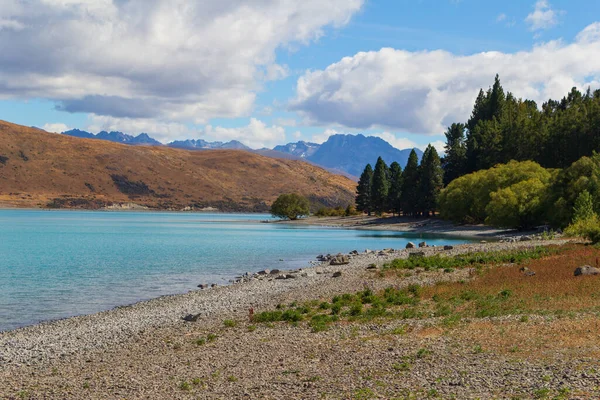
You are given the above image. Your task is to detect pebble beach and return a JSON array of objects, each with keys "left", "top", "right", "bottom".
[{"left": 3, "top": 233, "right": 590, "bottom": 399}]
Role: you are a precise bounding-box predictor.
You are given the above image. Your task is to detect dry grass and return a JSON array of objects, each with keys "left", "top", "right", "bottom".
[{"left": 422, "top": 244, "right": 600, "bottom": 315}]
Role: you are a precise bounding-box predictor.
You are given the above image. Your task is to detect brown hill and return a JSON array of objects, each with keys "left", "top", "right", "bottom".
[{"left": 0, "top": 120, "right": 357, "bottom": 211}]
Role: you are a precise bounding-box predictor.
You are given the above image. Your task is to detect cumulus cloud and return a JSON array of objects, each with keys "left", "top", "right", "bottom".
[
  {"left": 42, "top": 122, "right": 70, "bottom": 133},
  {"left": 85, "top": 115, "right": 192, "bottom": 143},
  {"left": 369, "top": 132, "right": 418, "bottom": 151},
  {"left": 290, "top": 23, "right": 600, "bottom": 135},
  {"left": 0, "top": 0, "right": 363, "bottom": 135},
  {"left": 204, "top": 118, "right": 286, "bottom": 149},
  {"left": 525, "top": 0, "right": 562, "bottom": 31}
]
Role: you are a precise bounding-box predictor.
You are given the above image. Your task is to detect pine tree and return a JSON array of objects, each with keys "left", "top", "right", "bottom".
[
  {"left": 355, "top": 164, "right": 373, "bottom": 215},
  {"left": 419, "top": 145, "right": 444, "bottom": 216},
  {"left": 388, "top": 161, "right": 403, "bottom": 215},
  {"left": 371, "top": 157, "right": 390, "bottom": 215},
  {"left": 400, "top": 150, "right": 420, "bottom": 216},
  {"left": 442, "top": 123, "right": 467, "bottom": 185}
]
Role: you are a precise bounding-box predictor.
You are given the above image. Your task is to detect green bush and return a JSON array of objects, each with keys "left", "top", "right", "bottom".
[
  {"left": 565, "top": 215, "right": 600, "bottom": 243},
  {"left": 271, "top": 193, "right": 310, "bottom": 220},
  {"left": 439, "top": 160, "right": 553, "bottom": 229}
]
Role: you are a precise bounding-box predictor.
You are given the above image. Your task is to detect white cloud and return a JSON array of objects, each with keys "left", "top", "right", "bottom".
[
  {"left": 525, "top": 0, "right": 562, "bottom": 31},
  {"left": 86, "top": 115, "right": 192, "bottom": 143},
  {"left": 428, "top": 140, "right": 446, "bottom": 155},
  {"left": 0, "top": 0, "right": 363, "bottom": 127},
  {"left": 368, "top": 132, "right": 418, "bottom": 150},
  {"left": 311, "top": 128, "right": 339, "bottom": 144},
  {"left": 291, "top": 23, "right": 600, "bottom": 135},
  {"left": 204, "top": 118, "right": 286, "bottom": 149},
  {"left": 42, "top": 122, "right": 70, "bottom": 133},
  {"left": 496, "top": 13, "right": 507, "bottom": 22}
]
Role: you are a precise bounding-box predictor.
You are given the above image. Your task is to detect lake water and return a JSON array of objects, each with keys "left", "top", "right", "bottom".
[{"left": 0, "top": 210, "right": 471, "bottom": 332}]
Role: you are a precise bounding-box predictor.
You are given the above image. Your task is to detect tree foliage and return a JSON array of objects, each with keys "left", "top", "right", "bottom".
[
  {"left": 388, "top": 161, "right": 403, "bottom": 214},
  {"left": 446, "top": 75, "right": 600, "bottom": 182},
  {"left": 271, "top": 193, "right": 310, "bottom": 220},
  {"left": 371, "top": 157, "right": 390, "bottom": 215},
  {"left": 400, "top": 150, "right": 421, "bottom": 216},
  {"left": 355, "top": 164, "right": 373, "bottom": 215},
  {"left": 439, "top": 160, "right": 553, "bottom": 229}
]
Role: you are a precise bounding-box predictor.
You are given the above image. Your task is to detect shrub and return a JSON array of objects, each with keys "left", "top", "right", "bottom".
[
  {"left": 271, "top": 193, "right": 310, "bottom": 220},
  {"left": 565, "top": 215, "right": 600, "bottom": 243}
]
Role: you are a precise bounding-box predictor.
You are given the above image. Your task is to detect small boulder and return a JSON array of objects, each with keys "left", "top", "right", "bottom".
[
  {"left": 418, "top": 242, "right": 427, "bottom": 248},
  {"left": 406, "top": 242, "right": 416, "bottom": 249},
  {"left": 197, "top": 284, "right": 208, "bottom": 289},
  {"left": 444, "top": 245, "right": 454, "bottom": 251},
  {"left": 275, "top": 275, "right": 287, "bottom": 280},
  {"left": 182, "top": 313, "right": 201, "bottom": 322},
  {"left": 520, "top": 267, "right": 536, "bottom": 277},
  {"left": 574, "top": 265, "right": 600, "bottom": 276},
  {"left": 330, "top": 254, "right": 350, "bottom": 266},
  {"left": 270, "top": 269, "right": 281, "bottom": 275},
  {"left": 285, "top": 274, "right": 297, "bottom": 279},
  {"left": 409, "top": 251, "right": 425, "bottom": 258},
  {"left": 520, "top": 236, "right": 533, "bottom": 242},
  {"left": 211, "top": 283, "right": 218, "bottom": 288},
  {"left": 366, "top": 264, "right": 377, "bottom": 270},
  {"left": 332, "top": 271, "right": 342, "bottom": 278},
  {"left": 351, "top": 250, "right": 359, "bottom": 255},
  {"left": 257, "top": 269, "right": 270, "bottom": 275}
]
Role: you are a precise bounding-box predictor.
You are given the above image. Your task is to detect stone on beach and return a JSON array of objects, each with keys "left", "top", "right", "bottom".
[
  {"left": 405, "top": 242, "right": 415, "bottom": 249},
  {"left": 330, "top": 254, "right": 350, "bottom": 265},
  {"left": 574, "top": 265, "right": 600, "bottom": 276}
]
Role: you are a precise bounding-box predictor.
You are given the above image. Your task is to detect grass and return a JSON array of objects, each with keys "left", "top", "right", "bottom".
[
  {"left": 250, "top": 244, "right": 600, "bottom": 346},
  {"left": 383, "top": 246, "right": 554, "bottom": 272},
  {"left": 223, "top": 319, "right": 237, "bottom": 328}
]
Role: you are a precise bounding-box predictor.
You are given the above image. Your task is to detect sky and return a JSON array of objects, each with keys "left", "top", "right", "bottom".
[{"left": 1, "top": 0, "right": 600, "bottom": 152}]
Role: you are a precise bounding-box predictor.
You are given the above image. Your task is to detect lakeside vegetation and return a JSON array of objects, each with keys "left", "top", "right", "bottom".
[{"left": 352, "top": 76, "right": 600, "bottom": 241}]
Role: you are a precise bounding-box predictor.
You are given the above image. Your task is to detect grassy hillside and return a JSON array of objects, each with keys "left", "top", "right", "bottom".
[{"left": 0, "top": 120, "right": 357, "bottom": 211}]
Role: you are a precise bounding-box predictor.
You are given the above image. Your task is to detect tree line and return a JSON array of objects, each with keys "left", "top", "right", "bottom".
[
  {"left": 355, "top": 145, "right": 443, "bottom": 217},
  {"left": 443, "top": 74, "right": 600, "bottom": 185}
]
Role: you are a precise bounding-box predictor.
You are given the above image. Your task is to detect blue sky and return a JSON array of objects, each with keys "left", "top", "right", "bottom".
[{"left": 1, "top": 0, "right": 599, "bottom": 151}]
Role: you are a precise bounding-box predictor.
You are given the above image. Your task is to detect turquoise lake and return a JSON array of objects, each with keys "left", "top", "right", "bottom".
[{"left": 0, "top": 210, "right": 471, "bottom": 332}]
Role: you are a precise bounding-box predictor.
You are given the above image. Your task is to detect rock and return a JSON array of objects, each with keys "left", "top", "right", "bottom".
[
  {"left": 418, "top": 241, "right": 427, "bottom": 248},
  {"left": 520, "top": 267, "right": 536, "bottom": 277},
  {"left": 574, "top": 265, "right": 600, "bottom": 276},
  {"left": 520, "top": 236, "right": 533, "bottom": 242},
  {"left": 444, "top": 245, "right": 454, "bottom": 250},
  {"left": 211, "top": 283, "right": 218, "bottom": 288},
  {"left": 285, "top": 274, "right": 297, "bottom": 279},
  {"left": 197, "top": 284, "right": 208, "bottom": 289},
  {"left": 409, "top": 252, "right": 425, "bottom": 259},
  {"left": 366, "top": 264, "right": 377, "bottom": 270},
  {"left": 480, "top": 240, "right": 488, "bottom": 243},
  {"left": 257, "top": 269, "right": 270, "bottom": 275},
  {"left": 275, "top": 275, "right": 287, "bottom": 280},
  {"left": 350, "top": 250, "right": 359, "bottom": 255},
  {"left": 182, "top": 313, "right": 201, "bottom": 322},
  {"left": 330, "top": 253, "right": 350, "bottom": 265},
  {"left": 406, "top": 242, "right": 415, "bottom": 249},
  {"left": 332, "top": 271, "right": 342, "bottom": 278},
  {"left": 270, "top": 269, "right": 280, "bottom": 275}
]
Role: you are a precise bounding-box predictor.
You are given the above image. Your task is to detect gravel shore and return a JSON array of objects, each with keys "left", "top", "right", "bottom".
[{"left": 0, "top": 240, "right": 580, "bottom": 398}]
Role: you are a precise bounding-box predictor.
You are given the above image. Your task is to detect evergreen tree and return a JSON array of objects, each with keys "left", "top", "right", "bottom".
[
  {"left": 442, "top": 123, "right": 467, "bottom": 185},
  {"left": 355, "top": 164, "right": 373, "bottom": 215},
  {"left": 371, "top": 157, "right": 390, "bottom": 215},
  {"left": 418, "top": 145, "right": 444, "bottom": 216},
  {"left": 388, "top": 161, "right": 403, "bottom": 215},
  {"left": 400, "top": 150, "right": 420, "bottom": 216}
]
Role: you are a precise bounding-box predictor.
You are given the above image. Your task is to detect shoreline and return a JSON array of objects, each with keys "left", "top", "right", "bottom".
[
  {"left": 0, "top": 215, "right": 528, "bottom": 335},
  {"left": 1, "top": 238, "right": 569, "bottom": 368}
]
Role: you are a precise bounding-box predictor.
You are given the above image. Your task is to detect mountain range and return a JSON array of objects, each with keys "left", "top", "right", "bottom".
[
  {"left": 59, "top": 129, "right": 424, "bottom": 178},
  {"left": 0, "top": 120, "right": 356, "bottom": 211}
]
